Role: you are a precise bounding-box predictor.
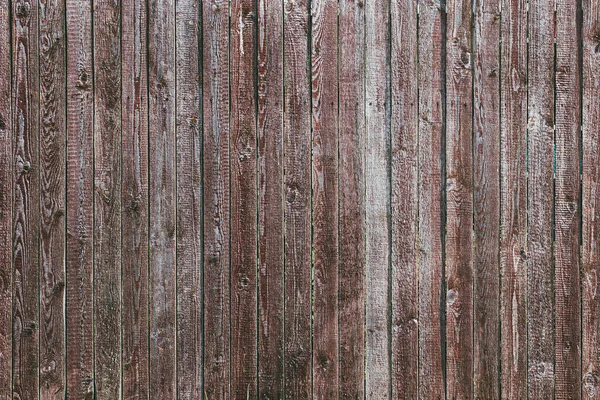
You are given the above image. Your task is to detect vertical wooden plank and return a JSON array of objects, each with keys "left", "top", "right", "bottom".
[
  {"left": 500, "top": 0, "right": 527, "bottom": 396},
  {"left": 390, "top": 0, "right": 418, "bottom": 397},
  {"left": 555, "top": 0, "right": 581, "bottom": 396},
  {"left": 175, "top": 0, "right": 201, "bottom": 398},
  {"left": 365, "top": 0, "right": 390, "bottom": 397},
  {"left": 121, "top": 0, "right": 150, "bottom": 396},
  {"left": 39, "top": 0, "right": 66, "bottom": 395},
  {"left": 338, "top": 0, "right": 365, "bottom": 398},
  {"left": 527, "top": 0, "right": 555, "bottom": 395},
  {"left": 93, "top": 0, "right": 121, "bottom": 397},
  {"left": 418, "top": 1, "right": 445, "bottom": 397},
  {"left": 445, "top": 0, "right": 473, "bottom": 395},
  {"left": 0, "top": 0, "right": 11, "bottom": 397},
  {"left": 283, "top": 0, "right": 312, "bottom": 396},
  {"left": 583, "top": 0, "right": 600, "bottom": 398},
  {"left": 311, "top": 0, "right": 338, "bottom": 398},
  {"left": 257, "top": 0, "right": 284, "bottom": 397},
  {"left": 203, "top": 0, "right": 230, "bottom": 398},
  {"left": 12, "top": 0, "right": 40, "bottom": 396},
  {"left": 230, "top": 0, "right": 257, "bottom": 397},
  {"left": 66, "top": 0, "right": 94, "bottom": 395},
  {"left": 148, "top": 0, "right": 176, "bottom": 394},
  {"left": 473, "top": 0, "right": 500, "bottom": 398}
]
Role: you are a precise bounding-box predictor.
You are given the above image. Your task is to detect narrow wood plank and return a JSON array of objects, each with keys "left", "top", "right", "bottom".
[
  {"left": 499, "top": 0, "right": 527, "bottom": 396},
  {"left": 257, "top": 0, "right": 284, "bottom": 397},
  {"left": 39, "top": 0, "right": 66, "bottom": 396},
  {"left": 338, "top": 0, "right": 366, "bottom": 398},
  {"left": 365, "top": 0, "right": 391, "bottom": 397},
  {"left": 12, "top": 0, "right": 40, "bottom": 396},
  {"left": 0, "top": 1, "right": 11, "bottom": 397},
  {"left": 65, "top": 0, "right": 94, "bottom": 395},
  {"left": 148, "top": 0, "right": 176, "bottom": 394},
  {"left": 445, "top": 0, "right": 474, "bottom": 395},
  {"left": 203, "top": 0, "right": 231, "bottom": 398},
  {"left": 175, "top": 0, "right": 201, "bottom": 398},
  {"left": 283, "top": 0, "right": 312, "bottom": 396},
  {"left": 311, "top": 0, "right": 338, "bottom": 398},
  {"left": 527, "top": 0, "right": 555, "bottom": 395},
  {"left": 473, "top": 1, "right": 500, "bottom": 398},
  {"left": 417, "top": 1, "right": 445, "bottom": 397},
  {"left": 121, "top": 0, "right": 150, "bottom": 395},
  {"left": 555, "top": 0, "right": 581, "bottom": 396},
  {"left": 583, "top": 0, "right": 600, "bottom": 398},
  {"left": 390, "top": 0, "right": 418, "bottom": 397},
  {"left": 93, "top": 0, "right": 122, "bottom": 396}
]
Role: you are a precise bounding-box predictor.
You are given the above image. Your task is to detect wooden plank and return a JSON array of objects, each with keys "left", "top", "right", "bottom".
[
  {"left": 390, "top": 0, "right": 418, "bottom": 397},
  {"left": 0, "top": 0, "right": 11, "bottom": 397},
  {"left": 12, "top": 0, "right": 40, "bottom": 396},
  {"left": 473, "top": 0, "right": 500, "bottom": 398},
  {"left": 230, "top": 0, "right": 257, "bottom": 397},
  {"left": 445, "top": 0, "right": 474, "bottom": 395},
  {"left": 93, "top": 0, "right": 122, "bottom": 397},
  {"left": 121, "top": 0, "right": 150, "bottom": 396},
  {"left": 311, "top": 0, "right": 338, "bottom": 398},
  {"left": 365, "top": 0, "right": 390, "bottom": 397},
  {"left": 283, "top": 0, "right": 312, "bottom": 396},
  {"left": 175, "top": 0, "right": 201, "bottom": 398},
  {"left": 257, "top": 0, "right": 284, "bottom": 397},
  {"left": 338, "top": 0, "right": 365, "bottom": 398},
  {"left": 148, "top": 0, "right": 176, "bottom": 394},
  {"left": 203, "top": 0, "right": 231, "bottom": 397},
  {"left": 583, "top": 0, "right": 600, "bottom": 398},
  {"left": 65, "top": 0, "right": 94, "bottom": 396},
  {"left": 499, "top": 0, "right": 527, "bottom": 395},
  {"left": 417, "top": 1, "right": 445, "bottom": 397},
  {"left": 38, "top": 0, "right": 66, "bottom": 396},
  {"left": 527, "top": 0, "right": 555, "bottom": 395}
]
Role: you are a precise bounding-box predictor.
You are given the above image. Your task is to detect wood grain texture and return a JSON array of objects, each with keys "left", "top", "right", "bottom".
[
  {"left": 417, "top": 1, "right": 446, "bottom": 397},
  {"left": 311, "top": 0, "right": 338, "bottom": 398},
  {"left": 39, "top": 0, "right": 66, "bottom": 395},
  {"left": 257, "top": 0, "right": 284, "bottom": 397},
  {"left": 473, "top": 0, "right": 500, "bottom": 398},
  {"left": 499, "top": 0, "right": 527, "bottom": 395},
  {"left": 338, "top": 0, "right": 365, "bottom": 398},
  {"left": 175, "top": 0, "right": 202, "bottom": 398},
  {"left": 555, "top": 0, "right": 581, "bottom": 396},
  {"left": 390, "top": 0, "right": 418, "bottom": 397},
  {"left": 583, "top": 0, "right": 600, "bottom": 398},
  {"left": 93, "top": 0, "right": 122, "bottom": 396},
  {"left": 65, "top": 0, "right": 94, "bottom": 396},
  {"left": 203, "top": 0, "right": 230, "bottom": 398},
  {"left": 365, "top": 0, "right": 390, "bottom": 397},
  {"left": 148, "top": 0, "right": 176, "bottom": 395},
  {"left": 0, "top": 1, "right": 11, "bottom": 397},
  {"left": 283, "top": 0, "right": 312, "bottom": 397},
  {"left": 121, "top": 0, "right": 150, "bottom": 396},
  {"left": 527, "top": 0, "right": 555, "bottom": 396}
]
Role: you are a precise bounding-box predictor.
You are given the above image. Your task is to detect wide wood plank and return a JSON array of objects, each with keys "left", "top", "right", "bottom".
[
  {"left": 175, "top": 0, "right": 201, "bottom": 398},
  {"left": 39, "top": 0, "right": 66, "bottom": 395},
  {"left": 473, "top": 0, "right": 500, "bottom": 398},
  {"left": 257, "top": 0, "right": 284, "bottom": 397},
  {"left": 203, "top": 0, "right": 231, "bottom": 397},
  {"left": 527, "top": 0, "right": 555, "bottom": 396},
  {"left": 338, "top": 0, "right": 366, "bottom": 398},
  {"left": 65, "top": 0, "right": 94, "bottom": 396},
  {"left": 499, "top": 0, "right": 527, "bottom": 395},
  {"left": 283, "top": 0, "right": 312, "bottom": 396},
  {"left": 121, "top": 0, "right": 150, "bottom": 396},
  {"left": 390, "top": 0, "right": 418, "bottom": 397}
]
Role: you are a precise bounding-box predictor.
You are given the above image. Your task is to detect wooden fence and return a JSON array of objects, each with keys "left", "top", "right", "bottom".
[{"left": 0, "top": 0, "right": 596, "bottom": 398}]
